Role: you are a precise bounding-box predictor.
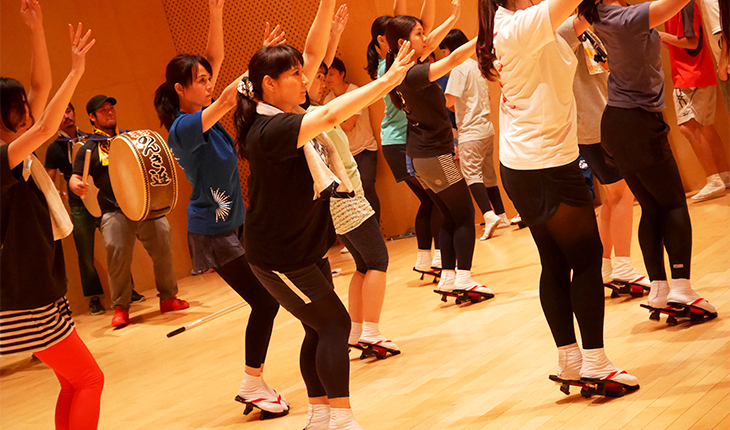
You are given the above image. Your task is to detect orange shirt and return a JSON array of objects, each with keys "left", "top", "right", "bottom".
[{"left": 664, "top": 0, "right": 718, "bottom": 88}]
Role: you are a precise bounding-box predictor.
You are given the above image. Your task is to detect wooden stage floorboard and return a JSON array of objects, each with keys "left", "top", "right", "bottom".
[{"left": 1, "top": 195, "right": 728, "bottom": 429}]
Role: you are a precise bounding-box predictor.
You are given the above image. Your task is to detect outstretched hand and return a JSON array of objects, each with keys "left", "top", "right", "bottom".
[
  {"left": 263, "top": 22, "right": 286, "bottom": 47},
  {"left": 384, "top": 40, "right": 415, "bottom": 85},
  {"left": 450, "top": 0, "right": 461, "bottom": 18},
  {"left": 20, "top": 0, "right": 43, "bottom": 30},
  {"left": 67, "top": 23, "right": 96, "bottom": 74},
  {"left": 209, "top": 0, "right": 224, "bottom": 11},
  {"left": 332, "top": 4, "right": 349, "bottom": 35}
]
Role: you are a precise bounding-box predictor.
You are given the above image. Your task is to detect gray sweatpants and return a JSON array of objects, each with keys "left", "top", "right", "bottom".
[{"left": 100, "top": 211, "right": 178, "bottom": 310}]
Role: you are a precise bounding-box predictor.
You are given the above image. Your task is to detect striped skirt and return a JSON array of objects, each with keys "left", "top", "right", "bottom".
[{"left": 0, "top": 297, "right": 75, "bottom": 356}]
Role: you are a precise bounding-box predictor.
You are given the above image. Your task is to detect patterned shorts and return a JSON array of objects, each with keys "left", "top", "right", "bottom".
[{"left": 412, "top": 153, "right": 463, "bottom": 193}]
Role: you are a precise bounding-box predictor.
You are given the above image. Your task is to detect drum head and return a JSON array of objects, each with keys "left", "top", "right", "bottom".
[{"left": 109, "top": 137, "right": 148, "bottom": 221}]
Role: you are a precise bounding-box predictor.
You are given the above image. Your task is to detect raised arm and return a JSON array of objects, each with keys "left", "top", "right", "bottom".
[
  {"left": 298, "top": 42, "right": 415, "bottom": 147},
  {"left": 206, "top": 0, "right": 225, "bottom": 90},
  {"left": 394, "top": 0, "right": 407, "bottom": 16},
  {"left": 648, "top": 0, "right": 692, "bottom": 29},
  {"left": 420, "top": 0, "right": 436, "bottom": 34},
  {"left": 21, "top": 0, "right": 52, "bottom": 121},
  {"left": 422, "top": 0, "right": 461, "bottom": 61},
  {"left": 549, "top": 0, "right": 584, "bottom": 31},
  {"left": 8, "top": 24, "right": 95, "bottom": 169},
  {"left": 324, "top": 5, "right": 348, "bottom": 68},
  {"left": 428, "top": 37, "right": 475, "bottom": 82},
  {"left": 303, "top": 0, "right": 337, "bottom": 90}
]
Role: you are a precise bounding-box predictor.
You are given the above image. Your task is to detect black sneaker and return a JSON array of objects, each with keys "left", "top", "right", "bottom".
[
  {"left": 131, "top": 290, "right": 146, "bottom": 303},
  {"left": 89, "top": 297, "right": 106, "bottom": 315}
]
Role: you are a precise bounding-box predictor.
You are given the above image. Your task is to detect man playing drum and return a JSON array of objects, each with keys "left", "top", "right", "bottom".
[{"left": 69, "top": 94, "right": 189, "bottom": 328}]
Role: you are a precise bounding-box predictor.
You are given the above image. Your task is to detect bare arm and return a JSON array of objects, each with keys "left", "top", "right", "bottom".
[
  {"left": 658, "top": 31, "right": 700, "bottom": 49},
  {"left": 548, "top": 0, "right": 584, "bottom": 32},
  {"left": 21, "top": 0, "right": 52, "bottom": 121},
  {"left": 420, "top": 0, "right": 436, "bottom": 34},
  {"left": 45, "top": 168, "right": 57, "bottom": 181},
  {"left": 422, "top": 0, "right": 461, "bottom": 61},
  {"left": 573, "top": 14, "right": 591, "bottom": 36},
  {"left": 303, "top": 0, "right": 337, "bottom": 91},
  {"left": 428, "top": 37, "right": 476, "bottom": 82},
  {"left": 7, "top": 24, "right": 95, "bottom": 169},
  {"left": 648, "top": 0, "right": 692, "bottom": 29},
  {"left": 298, "top": 42, "right": 415, "bottom": 147},
  {"left": 324, "top": 5, "right": 348, "bottom": 68},
  {"left": 444, "top": 93, "right": 456, "bottom": 109},
  {"left": 206, "top": 0, "right": 225, "bottom": 90},
  {"left": 394, "top": 0, "right": 407, "bottom": 16},
  {"left": 719, "top": 37, "right": 729, "bottom": 81},
  {"left": 339, "top": 114, "right": 359, "bottom": 132}
]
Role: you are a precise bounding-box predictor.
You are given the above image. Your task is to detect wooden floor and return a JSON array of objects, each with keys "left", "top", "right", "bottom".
[{"left": 2, "top": 195, "right": 729, "bottom": 430}]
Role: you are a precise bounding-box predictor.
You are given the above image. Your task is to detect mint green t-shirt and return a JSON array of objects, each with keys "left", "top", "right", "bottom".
[{"left": 378, "top": 58, "right": 407, "bottom": 145}]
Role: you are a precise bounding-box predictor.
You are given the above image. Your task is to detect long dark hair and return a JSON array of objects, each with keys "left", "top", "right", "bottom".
[
  {"left": 0, "top": 77, "right": 33, "bottom": 133},
  {"left": 385, "top": 15, "right": 421, "bottom": 109},
  {"left": 578, "top": 0, "right": 601, "bottom": 24},
  {"left": 234, "top": 44, "right": 304, "bottom": 157},
  {"left": 154, "top": 54, "right": 213, "bottom": 131},
  {"left": 366, "top": 15, "right": 392, "bottom": 80},
  {"left": 476, "top": 0, "right": 507, "bottom": 82},
  {"left": 440, "top": 29, "right": 469, "bottom": 52}
]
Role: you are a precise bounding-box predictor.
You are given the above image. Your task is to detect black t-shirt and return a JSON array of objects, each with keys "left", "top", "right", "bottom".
[
  {"left": 394, "top": 63, "right": 454, "bottom": 158},
  {"left": 44, "top": 130, "right": 89, "bottom": 208},
  {"left": 71, "top": 134, "right": 121, "bottom": 214},
  {"left": 1, "top": 144, "right": 67, "bottom": 310},
  {"left": 243, "top": 111, "right": 336, "bottom": 271}
]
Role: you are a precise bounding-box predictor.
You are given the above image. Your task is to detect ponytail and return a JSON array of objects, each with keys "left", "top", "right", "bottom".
[
  {"left": 384, "top": 15, "right": 420, "bottom": 110},
  {"left": 366, "top": 15, "right": 392, "bottom": 80},
  {"left": 153, "top": 81, "right": 179, "bottom": 131},
  {"left": 154, "top": 54, "right": 212, "bottom": 131},
  {"left": 477, "top": 0, "right": 503, "bottom": 82},
  {"left": 577, "top": 0, "right": 600, "bottom": 24},
  {"left": 234, "top": 92, "right": 256, "bottom": 159}
]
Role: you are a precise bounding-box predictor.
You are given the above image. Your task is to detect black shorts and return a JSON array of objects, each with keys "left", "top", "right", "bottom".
[
  {"left": 249, "top": 258, "right": 334, "bottom": 312},
  {"left": 382, "top": 144, "right": 413, "bottom": 183},
  {"left": 188, "top": 225, "right": 245, "bottom": 272},
  {"left": 500, "top": 159, "right": 593, "bottom": 226},
  {"left": 601, "top": 106, "right": 672, "bottom": 175},
  {"left": 579, "top": 143, "right": 623, "bottom": 185}
]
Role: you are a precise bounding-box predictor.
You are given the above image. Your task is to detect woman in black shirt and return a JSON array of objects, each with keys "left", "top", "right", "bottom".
[{"left": 235, "top": 42, "right": 413, "bottom": 430}]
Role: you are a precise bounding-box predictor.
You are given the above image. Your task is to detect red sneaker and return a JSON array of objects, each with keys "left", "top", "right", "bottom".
[
  {"left": 160, "top": 297, "right": 190, "bottom": 313},
  {"left": 111, "top": 307, "right": 130, "bottom": 328}
]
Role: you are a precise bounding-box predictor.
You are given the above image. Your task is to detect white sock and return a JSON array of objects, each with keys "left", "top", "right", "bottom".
[
  {"left": 432, "top": 249, "right": 442, "bottom": 269},
  {"left": 557, "top": 343, "right": 582, "bottom": 380},
  {"left": 601, "top": 258, "right": 613, "bottom": 284},
  {"left": 454, "top": 269, "right": 476, "bottom": 289},
  {"left": 306, "top": 403, "right": 331, "bottom": 430},
  {"left": 329, "top": 408, "right": 364, "bottom": 430},
  {"left": 580, "top": 348, "right": 638, "bottom": 386},
  {"left": 437, "top": 269, "right": 456, "bottom": 291},
  {"left": 720, "top": 171, "right": 730, "bottom": 187},
  {"left": 239, "top": 372, "right": 263, "bottom": 396},
  {"left": 362, "top": 321, "right": 380, "bottom": 339},
  {"left": 348, "top": 322, "right": 362, "bottom": 345}
]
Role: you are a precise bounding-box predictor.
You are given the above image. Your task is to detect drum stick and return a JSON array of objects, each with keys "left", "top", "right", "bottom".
[
  {"left": 82, "top": 149, "right": 91, "bottom": 185},
  {"left": 166, "top": 301, "right": 249, "bottom": 338}
]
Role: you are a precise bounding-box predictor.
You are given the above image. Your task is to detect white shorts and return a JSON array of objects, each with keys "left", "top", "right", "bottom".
[{"left": 673, "top": 86, "right": 716, "bottom": 126}]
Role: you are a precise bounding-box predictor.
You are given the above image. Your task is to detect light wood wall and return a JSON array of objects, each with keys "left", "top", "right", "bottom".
[{"left": 1, "top": 0, "right": 728, "bottom": 314}]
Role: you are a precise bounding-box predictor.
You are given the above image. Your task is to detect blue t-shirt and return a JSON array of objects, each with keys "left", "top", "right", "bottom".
[
  {"left": 377, "top": 58, "right": 407, "bottom": 145},
  {"left": 168, "top": 110, "right": 245, "bottom": 235}
]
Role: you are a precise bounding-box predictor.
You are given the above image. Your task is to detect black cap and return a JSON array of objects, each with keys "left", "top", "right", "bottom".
[{"left": 86, "top": 95, "right": 117, "bottom": 114}]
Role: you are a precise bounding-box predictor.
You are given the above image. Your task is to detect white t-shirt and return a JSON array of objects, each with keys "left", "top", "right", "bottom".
[
  {"left": 324, "top": 83, "right": 379, "bottom": 156},
  {"left": 493, "top": 1, "right": 579, "bottom": 170},
  {"left": 698, "top": 0, "right": 729, "bottom": 72},
  {"left": 444, "top": 58, "right": 495, "bottom": 142}
]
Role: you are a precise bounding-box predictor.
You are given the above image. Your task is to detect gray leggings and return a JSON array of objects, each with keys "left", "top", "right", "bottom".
[{"left": 340, "top": 215, "right": 389, "bottom": 274}]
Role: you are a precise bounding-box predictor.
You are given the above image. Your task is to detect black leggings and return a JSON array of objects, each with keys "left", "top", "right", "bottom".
[
  {"left": 215, "top": 254, "right": 280, "bottom": 368},
  {"left": 426, "top": 179, "right": 476, "bottom": 271},
  {"left": 405, "top": 176, "right": 442, "bottom": 250},
  {"left": 622, "top": 157, "right": 692, "bottom": 280},
  {"left": 529, "top": 203, "right": 605, "bottom": 349},
  {"left": 291, "top": 294, "right": 351, "bottom": 398}
]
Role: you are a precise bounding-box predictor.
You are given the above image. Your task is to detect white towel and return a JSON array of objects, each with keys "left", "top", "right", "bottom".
[{"left": 22, "top": 154, "right": 73, "bottom": 241}]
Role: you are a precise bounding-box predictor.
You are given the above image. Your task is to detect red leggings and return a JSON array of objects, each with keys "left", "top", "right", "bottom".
[{"left": 34, "top": 329, "right": 104, "bottom": 430}]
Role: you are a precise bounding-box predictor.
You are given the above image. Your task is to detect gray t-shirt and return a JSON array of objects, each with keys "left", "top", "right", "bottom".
[
  {"left": 594, "top": 2, "right": 665, "bottom": 111},
  {"left": 557, "top": 18, "right": 608, "bottom": 145}
]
